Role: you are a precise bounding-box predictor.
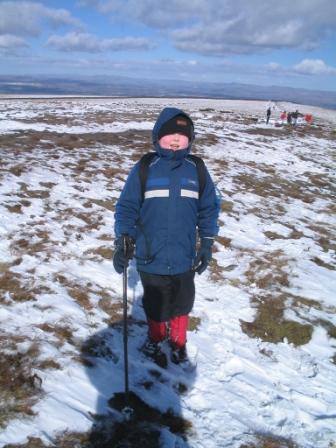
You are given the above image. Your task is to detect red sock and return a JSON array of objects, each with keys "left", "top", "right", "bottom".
[
  {"left": 169, "top": 315, "right": 188, "bottom": 349},
  {"left": 148, "top": 318, "right": 167, "bottom": 342}
]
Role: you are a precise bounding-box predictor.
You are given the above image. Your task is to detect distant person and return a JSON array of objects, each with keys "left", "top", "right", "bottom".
[
  {"left": 113, "top": 107, "right": 220, "bottom": 367},
  {"left": 287, "top": 112, "right": 292, "bottom": 125},
  {"left": 280, "top": 111, "right": 287, "bottom": 122},
  {"left": 266, "top": 107, "right": 271, "bottom": 124},
  {"left": 304, "top": 114, "right": 313, "bottom": 124},
  {"left": 291, "top": 110, "right": 299, "bottom": 126}
]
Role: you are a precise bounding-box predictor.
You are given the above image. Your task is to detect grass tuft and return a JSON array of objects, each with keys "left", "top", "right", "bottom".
[
  {"left": 241, "top": 294, "right": 313, "bottom": 346},
  {"left": 188, "top": 316, "right": 201, "bottom": 332},
  {"left": 0, "top": 341, "right": 42, "bottom": 429},
  {"left": 240, "top": 433, "right": 299, "bottom": 448},
  {"left": 0, "top": 271, "right": 37, "bottom": 303}
]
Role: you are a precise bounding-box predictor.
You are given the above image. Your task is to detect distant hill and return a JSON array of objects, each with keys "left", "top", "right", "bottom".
[{"left": 0, "top": 75, "right": 335, "bottom": 110}]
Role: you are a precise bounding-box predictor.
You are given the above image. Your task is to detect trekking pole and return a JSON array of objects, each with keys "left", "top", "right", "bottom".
[{"left": 121, "top": 236, "right": 134, "bottom": 419}]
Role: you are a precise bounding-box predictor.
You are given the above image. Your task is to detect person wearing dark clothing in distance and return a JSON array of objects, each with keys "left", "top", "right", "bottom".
[{"left": 266, "top": 107, "right": 271, "bottom": 124}]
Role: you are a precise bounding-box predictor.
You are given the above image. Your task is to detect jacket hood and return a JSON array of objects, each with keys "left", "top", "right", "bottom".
[{"left": 152, "top": 107, "right": 195, "bottom": 159}]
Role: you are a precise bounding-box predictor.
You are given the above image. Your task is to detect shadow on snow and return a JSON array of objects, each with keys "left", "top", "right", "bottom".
[{"left": 81, "top": 264, "right": 196, "bottom": 447}]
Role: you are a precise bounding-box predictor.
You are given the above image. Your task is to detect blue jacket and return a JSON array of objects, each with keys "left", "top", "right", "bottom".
[{"left": 114, "top": 107, "right": 219, "bottom": 275}]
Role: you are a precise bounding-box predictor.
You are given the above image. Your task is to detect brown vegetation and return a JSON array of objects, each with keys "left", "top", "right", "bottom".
[
  {"left": 0, "top": 341, "right": 42, "bottom": 428},
  {"left": 240, "top": 433, "right": 299, "bottom": 448},
  {"left": 0, "top": 270, "right": 39, "bottom": 303}
]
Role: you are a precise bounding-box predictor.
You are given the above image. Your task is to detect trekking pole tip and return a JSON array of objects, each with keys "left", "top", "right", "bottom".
[{"left": 121, "top": 406, "right": 134, "bottom": 421}]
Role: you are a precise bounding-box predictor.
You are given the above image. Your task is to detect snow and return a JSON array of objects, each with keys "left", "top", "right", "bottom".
[
  {"left": 0, "top": 97, "right": 335, "bottom": 447},
  {"left": 0, "top": 119, "right": 153, "bottom": 135}
]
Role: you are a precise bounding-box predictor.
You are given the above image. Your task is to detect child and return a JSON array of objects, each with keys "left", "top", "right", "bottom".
[{"left": 113, "top": 107, "right": 219, "bottom": 367}]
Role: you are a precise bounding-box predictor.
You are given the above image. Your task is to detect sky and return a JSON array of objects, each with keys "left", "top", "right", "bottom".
[{"left": 0, "top": 0, "right": 335, "bottom": 91}]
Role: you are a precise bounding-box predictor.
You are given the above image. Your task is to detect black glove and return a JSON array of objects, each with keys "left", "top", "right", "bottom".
[
  {"left": 193, "top": 238, "right": 214, "bottom": 275},
  {"left": 113, "top": 235, "right": 135, "bottom": 274}
]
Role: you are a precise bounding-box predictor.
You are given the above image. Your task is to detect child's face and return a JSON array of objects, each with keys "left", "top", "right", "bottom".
[{"left": 159, "top": 133, "right": 189, "bottom": 151}]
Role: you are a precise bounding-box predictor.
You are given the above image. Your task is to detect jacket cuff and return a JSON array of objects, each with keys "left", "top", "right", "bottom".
[{"left": 201, "top": 237, "right": 214, "bottom": 247}]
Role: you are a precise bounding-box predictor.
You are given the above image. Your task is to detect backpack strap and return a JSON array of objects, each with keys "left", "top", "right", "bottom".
[
  {"left": 139, "top": 152, "right": 157, "bottom": 202},
  {"left": 187, "top": 154, "right": 206, "bottom": 198}
]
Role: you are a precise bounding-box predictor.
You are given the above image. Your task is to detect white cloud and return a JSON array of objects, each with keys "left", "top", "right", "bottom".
[
  {"left": 78, "top": 0, "right": 203, "bottom": 27},
  {"left": 47, "top": 32, "right": 153, "bottom": 53},
  {"left": 81, "top": 0, "right": 336, "bottom": 55},
  {"left": 0, "top": 1, "right": 82, "bottom": 37},
  {"left": 267, "top": 62, "right": 282, "bottom": 71},
  {"left": 0, "top": 34, "right": 28, "bottom": 49},
  {"left": 293, "top": 59, "right": 336, "bottom": 75}
]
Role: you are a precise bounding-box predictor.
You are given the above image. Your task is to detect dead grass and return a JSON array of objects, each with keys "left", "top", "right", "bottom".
[
  {"left": 53, "top": 273, "right": 93, "bottom": 311},
  {"left": 3, "top": 432, "right": 89, "bottom": 448},
  {"left": 220, "top": 200, "right": 234, "bottom": 213},
  {"left": 240, "top": 433, "right": 299, "bottom": 448},
  {"left": 288, "top": 294, "right": 336, "bottom": 339},
  {"left": 308, "top": 224, "right": 336, "bottom": 253},
  {"left": 0, "top": 270, "right": 39, "bottom": 303},
  {"left": 234, "top": 172, "right": 316, "bottom": 204},
  {"left": 9, "top": 228, "right": 57, "bottom": 261},
  {"left": 68, "top": 287, "right": 93, "bottom": 310},
  {"left": 97, "top": 233, "right": 113, "bottom": 241},
  {"left": 0, "top": 262, "right": 11, "bottom": 273},
  {"left": 264, "top": 231, "right": 287, "bottom": 240},
  {"left": 241, "top": 251, "right": 313, "bottom": 345},
  {"left": 194, "top": 133, "right": 220, "bottom": 148},
  {"left": 188, "top": 316, "right": 201, "bottom": 332},
  {"left": 241, "top": 293, "right": 313, "bottom": 346},
  {"left": 37, "top": 359, "right": 61, "bottom": 370},
  {"left": 243, "top": 127, "right": 289, "bottom": 138},
  {"left": 284, "top": 293, "right": 336, "bottom": 343},
  {"left": 98, "top": 294, "right": 123, "bottom": 324},
  {"left": 85, "top": 246, "right": 113, "bottom": 260},
  {"left": 0, "top": 340, "right": 43, "bottom": 428},
  {"left": 1, "top": 129, "right": 152, "bottom": 159},
  {"left": 8, "top": 165, "right": 27, "bottom": 176},
  {"left": 305, "top": 173, "right": 335, "bottom": 193},
  {"left": 312, "top": 256, "right": 335, "bottom": 271},
  {"left": 74, "top": 212, "right": 104, "bottom": 230},
  {"left": 54, "top": 273, "right": 123, "bottom": 321},
  {"left": 289, "top": 294, "right": 325, "bottom": 312},
  {"left": 36, "top": 323, "right": 74, "bottom": 347},
  {"left": 244, "top": 251, "right": 290, "bottom": 290},
  {"left": 243, "top": 122, "right": 333, "bottom": 141},
  {"left": 4, "top": 437, "right": 47, "bottom": 448},
  {"left": 215, "top": 235, "right": 232, "bottom": 248},
  {"left": 17, "top": 183, "right": 50, "bottom": 199},
  {"left": 39, "top": 182, "right": 57, "bottom": 189},
  {"left": 293, "top": 124, "right": 335, "bottom": 140},
  {"left": 208, "top": 257, "right": 226, "bottom": 284},
  {"left": 4, "top": 203, "right": 23, "bottom": 213},
  {"left": 85, "top": 198, "right": 116, "bottom": 211}
]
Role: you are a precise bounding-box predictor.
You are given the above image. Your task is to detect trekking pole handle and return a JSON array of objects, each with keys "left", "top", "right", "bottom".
[{"left": 122, "top": 234, "right": 135, "bottom": 260}]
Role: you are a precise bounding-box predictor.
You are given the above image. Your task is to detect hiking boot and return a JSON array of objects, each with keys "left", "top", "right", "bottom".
[
  {"left": 171, "top": 345, "right": 187, "bottom": 365},
  {"left": 142, "top": 339, "right": 168, "bottom": 369}
]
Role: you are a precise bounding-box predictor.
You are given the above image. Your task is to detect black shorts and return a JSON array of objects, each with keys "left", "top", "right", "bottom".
[{"left": 139, "top": 270, "right": 195, "bottom": 322}]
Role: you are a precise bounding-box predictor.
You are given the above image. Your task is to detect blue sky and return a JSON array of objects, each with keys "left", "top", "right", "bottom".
[{"left": 0, "top": 0, "right": 335, "bottom": 91}]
